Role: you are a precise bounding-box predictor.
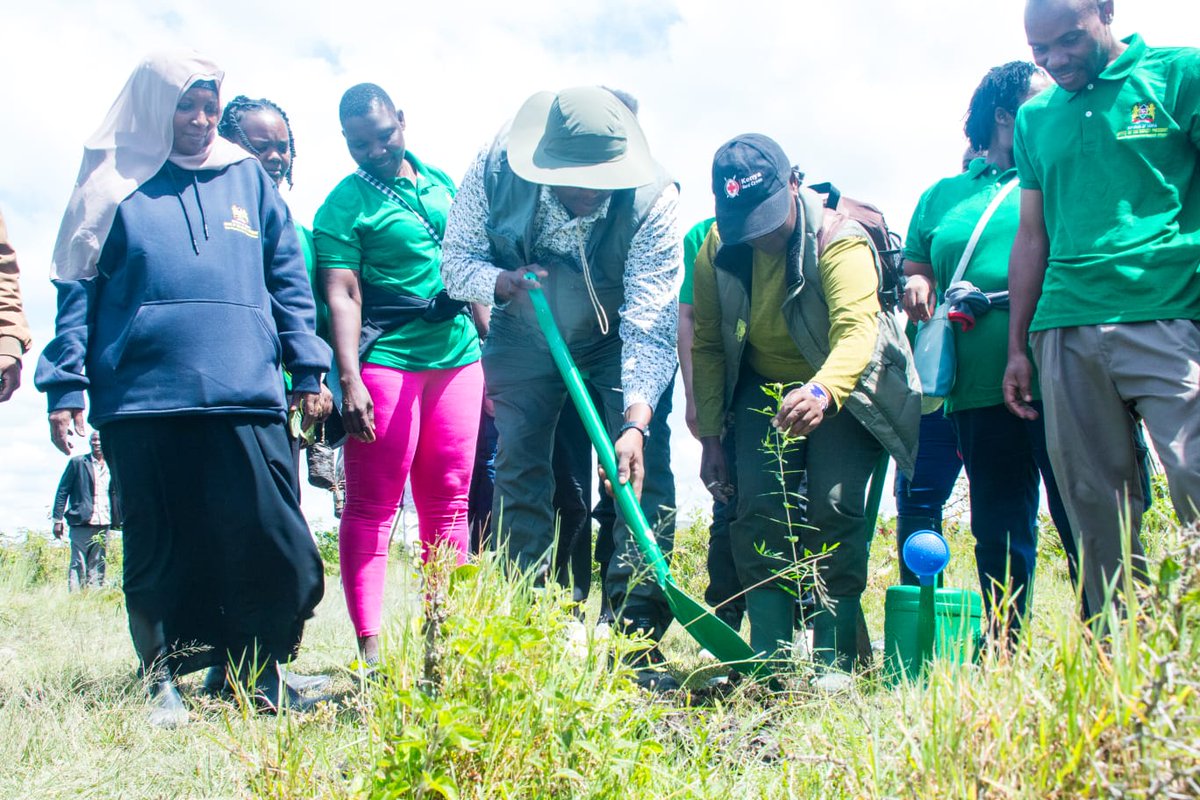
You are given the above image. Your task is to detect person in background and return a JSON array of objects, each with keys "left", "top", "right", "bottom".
[
  {"left": 693, "top": 134, "right": 920, "bottom": 677},
  {"left": 219, "top": 95, "right": 340, "bottom": 515},
  {"left": 1006, "top": 0, "right": 1200, "bottom": 616},
  {"left": 904, "top": 62, "right": 1078, "bottom": 636},
  {"left": 0, "top": 209, "right": 31, "bottom": 402},
  {"left": 678, "top": 215, "right": 744, "bottom": 632},
  {"left": 316, "top": 83, "right": 482, "bottom": 668},
  {"left": 892, "top": 147, "right": 973, "bottom": 588},
  {"left": 52, "top": 431, "right": 120, "bottom": 590},
  {"left": 36, "top": 52, "right": 331, "bottom": 726},
  {"left": 441, "top": 86, "right": 681, "bottom": 690}
]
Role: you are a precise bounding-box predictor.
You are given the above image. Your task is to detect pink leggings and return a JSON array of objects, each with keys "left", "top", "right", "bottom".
[{"left": 340, "top": 360, "right": 483, "bottom": 637}]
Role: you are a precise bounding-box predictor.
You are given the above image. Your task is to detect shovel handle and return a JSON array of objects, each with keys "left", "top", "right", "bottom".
[{"left": 526, "top": 280, "right": 671, "bottom": 586}]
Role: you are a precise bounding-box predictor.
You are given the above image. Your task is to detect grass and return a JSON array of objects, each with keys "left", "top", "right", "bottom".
[{"left": 2, "top": 481, "right": 1198, "bottom": 799}]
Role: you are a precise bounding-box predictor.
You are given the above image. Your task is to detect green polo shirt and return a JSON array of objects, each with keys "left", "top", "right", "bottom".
[
  {"left": 679, "top": 217, "right": 715, "bottom": 305},
  {"left": 905, "top": 159, "right": 1034, "bottom": 413},
  {"left": 1014, "top": 34, "right": 1200, "bottom": 332},
  {"left": 314, "top": 152, "right": 479, "bottom": 371}
]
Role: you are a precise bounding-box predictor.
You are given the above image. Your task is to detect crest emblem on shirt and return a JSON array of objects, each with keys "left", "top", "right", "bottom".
[
  {"left": 223, "top": 204, "right": 260, "bottom": 239},
  {"left": 1130, "top": 102, "right": 1156, "bottom": 128},
  {"left": 1117, "top": 101, "right": 1167, "bottom": 141}
]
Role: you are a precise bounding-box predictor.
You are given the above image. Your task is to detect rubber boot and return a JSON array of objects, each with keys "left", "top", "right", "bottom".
[
  {"left": 127, "top": 608, "right": 188, "bottom": 728},
  {"left": 896, "top": 515, "right": 940, "bottom": 587},
  {"left": 746, "top": 587, "right": 796, "bottom": 666},
  {"left": 811, "top": 595, "right": 863, "bottom": 674}
]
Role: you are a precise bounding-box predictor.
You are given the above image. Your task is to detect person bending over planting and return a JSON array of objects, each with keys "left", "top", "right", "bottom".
[{"left": 692, "top": 134, "right": 920, "bottom": 676}]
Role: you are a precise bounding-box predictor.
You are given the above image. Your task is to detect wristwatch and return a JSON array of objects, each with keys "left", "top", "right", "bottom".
[
  {"left": 803, "top": 383, "right": 830, "bottom": 411},
  {"left": 617, "top": 421, "right": 649, "bottom": 440}
]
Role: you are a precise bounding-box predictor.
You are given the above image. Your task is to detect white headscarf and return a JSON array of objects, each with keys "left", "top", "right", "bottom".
[{"left": 51, "top": 51, "right": 252, "bottom": 280}]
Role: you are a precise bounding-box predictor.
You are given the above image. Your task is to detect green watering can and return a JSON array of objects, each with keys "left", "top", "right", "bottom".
[
  {"left": 525, "top": 278, "right": 758, "bottom": 670},
  {"left": 884, "top": 530, "right": 982, "bottom": 683}
]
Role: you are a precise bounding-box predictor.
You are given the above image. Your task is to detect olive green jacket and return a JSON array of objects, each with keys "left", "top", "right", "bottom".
[{"left": 701, "top": 189, "right": 921, "bottom": 476}]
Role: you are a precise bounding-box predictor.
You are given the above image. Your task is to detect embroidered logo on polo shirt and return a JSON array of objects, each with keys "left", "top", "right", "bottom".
[
  {"left": 223, "top": 204, "right": 260, "bottom": 239},
  {"left": 1117, "top": 101, "right": 1168, "bottom": 140}
]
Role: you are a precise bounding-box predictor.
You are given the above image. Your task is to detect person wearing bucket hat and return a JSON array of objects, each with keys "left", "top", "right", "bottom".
[
  {"left": 441, "top": 86, "right": 682, "bottom": 689},
  {"left": 692, "top": 134, "right": 921, "bottom": 676}
]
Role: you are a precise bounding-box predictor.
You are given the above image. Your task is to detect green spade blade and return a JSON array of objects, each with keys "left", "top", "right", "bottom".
[{"left": 526, "top": 280, "right": 757, "bottom": 669}]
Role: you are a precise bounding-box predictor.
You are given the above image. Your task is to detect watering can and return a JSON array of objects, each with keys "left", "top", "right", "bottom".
[{"left": 883, "top": 529, "right": 982, "bottom": 683}]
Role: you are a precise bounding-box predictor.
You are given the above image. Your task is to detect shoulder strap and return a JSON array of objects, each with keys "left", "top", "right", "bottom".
[
  {"left": 949, "top": 177, "right": 1018, "bottom": 285},
  {"left": 354, "top": 169, "right": 442, "bottom": 246}
]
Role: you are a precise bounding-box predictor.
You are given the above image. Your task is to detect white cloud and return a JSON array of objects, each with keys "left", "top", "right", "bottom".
[{"left": 0, "top": 0, "right": 1193, "bottom": 532}]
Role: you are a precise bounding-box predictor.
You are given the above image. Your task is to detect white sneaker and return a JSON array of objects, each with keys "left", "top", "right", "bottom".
[{"left": 812, "top": 672, "right": 853, "bottom": 694}]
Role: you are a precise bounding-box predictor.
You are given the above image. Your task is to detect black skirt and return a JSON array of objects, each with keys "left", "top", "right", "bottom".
[{"left": 101, "top": 415, "right": 324, "bottom": 676}]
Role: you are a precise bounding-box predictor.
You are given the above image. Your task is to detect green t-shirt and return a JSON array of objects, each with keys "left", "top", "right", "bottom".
[
  {"left": 314, "top": 153, "right": 480, "bottom": 371},
  {"left": 680, "top": 217, "right": 715, "bottom": 305},
  {"left": 905, "top": 159, "right": 1032, "bottom": 413},
  {"left": 295, "top": 223, "right": 330, "bottom": 343},
  {"left": 1014, "top": 34, "right": 1200, "bottom": 332},
  {"left": 283, "top": 223, "right": 326, "bottom": 394}
]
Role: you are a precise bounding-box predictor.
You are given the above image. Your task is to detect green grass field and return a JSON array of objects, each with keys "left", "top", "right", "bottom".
[{"left": 2, "top": 490, "right": 1198, "bottom": 799}]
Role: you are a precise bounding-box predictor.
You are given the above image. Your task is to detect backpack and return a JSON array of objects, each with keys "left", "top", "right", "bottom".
[{"left": 806, "top": 180, "right": 905, "bottom": 311}]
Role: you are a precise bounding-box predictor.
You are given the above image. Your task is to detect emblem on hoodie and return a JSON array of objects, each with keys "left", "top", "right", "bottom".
[{"left": 223, "top": 204, "right": 260, "bottom": 239}]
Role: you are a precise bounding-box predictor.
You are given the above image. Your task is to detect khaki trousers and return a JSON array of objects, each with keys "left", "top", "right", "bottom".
[{"left": 1032, "top": 320, "right": 1200, "bottom": 613}]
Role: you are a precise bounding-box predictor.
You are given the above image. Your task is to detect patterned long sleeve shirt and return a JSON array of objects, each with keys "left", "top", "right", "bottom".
[
  {"left": 442, "top": 148, "right": 681, "bottom": 410},
  {"left": 0, "top": 210, "right": 32, "bottom": 361}
]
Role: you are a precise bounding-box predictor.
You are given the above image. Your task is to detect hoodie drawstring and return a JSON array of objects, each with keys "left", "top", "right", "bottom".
[
  {"left": 190, "top": 173, "right": 209, "bottom": 243},
  {"left": 168, "top": 163, "right": 209, "bottom": 256}
]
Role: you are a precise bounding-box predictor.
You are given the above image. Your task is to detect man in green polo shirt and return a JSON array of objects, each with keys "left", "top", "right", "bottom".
[{"left": 1005, "top": 0, "right": 1200, "bottom": 615}]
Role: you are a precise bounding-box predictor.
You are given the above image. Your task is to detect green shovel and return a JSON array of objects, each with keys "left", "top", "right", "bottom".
[{"left": 526, "top": 278, "right": 758, "bottom": 670}]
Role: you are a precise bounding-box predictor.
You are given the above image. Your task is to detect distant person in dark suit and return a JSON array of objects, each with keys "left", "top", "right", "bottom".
[{"left": 52, "top": 432, "right": 121, "bottom": 589}]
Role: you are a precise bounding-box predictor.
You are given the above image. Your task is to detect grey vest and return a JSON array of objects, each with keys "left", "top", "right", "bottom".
[
  {"left": 711, "top": 188, "right": 921, "bottom": 476},
  {"left": 482, "top": 127, "right": 675, "bottom": 348}
]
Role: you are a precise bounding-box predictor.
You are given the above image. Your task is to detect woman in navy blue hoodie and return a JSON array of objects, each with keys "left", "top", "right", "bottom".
[{"left": 37, "top": 52, "right": 332, "bottom": 726}]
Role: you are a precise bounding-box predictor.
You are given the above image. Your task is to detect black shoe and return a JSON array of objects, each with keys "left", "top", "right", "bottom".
[
  {"left": 635, "top": 667, "right": 681, "bottom": 693},
  {"left": 200, "top": 666, "right": 233, "bottom": 698},
  {"left": 618, "top": 612, "right": 678, "bottom": 692},
  {"left": 252, "top": 672, "right": 327, "bottom": 715},
  {"left": 716, "top": 606, "right": 744, "bottom": 632}
]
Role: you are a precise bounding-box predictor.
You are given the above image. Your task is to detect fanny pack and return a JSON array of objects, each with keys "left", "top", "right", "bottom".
[{"left": 358, "top": 280, "right": 468, "bottom": 359}]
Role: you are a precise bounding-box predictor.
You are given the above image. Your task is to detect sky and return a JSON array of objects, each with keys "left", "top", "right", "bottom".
[{"left": 0, "top": 0, "right": 1192, "bottom": 534}]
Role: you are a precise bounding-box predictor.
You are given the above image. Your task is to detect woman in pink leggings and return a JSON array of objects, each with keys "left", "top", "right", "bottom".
[{"left": 315, "top": 83, "right": 482, "bottom": 664}]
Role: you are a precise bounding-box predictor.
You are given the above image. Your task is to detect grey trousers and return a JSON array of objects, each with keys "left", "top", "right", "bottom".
[
  {"left": 1032, "top": 320, "right": 1200, "bottom": 613},
  {"left": 68, "top": 525, "right": 109, "bottom": 590},
  {"left": 484, "top": 319, "right": 675, "bottom": 633}
]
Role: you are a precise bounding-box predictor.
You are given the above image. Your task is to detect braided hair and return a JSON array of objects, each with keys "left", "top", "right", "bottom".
[
  {"left": 963, "top": 61, "right": 1039, "bottom": 151},
  {"left": 218, "top": 95, "right": 297, "bottom": 188}
]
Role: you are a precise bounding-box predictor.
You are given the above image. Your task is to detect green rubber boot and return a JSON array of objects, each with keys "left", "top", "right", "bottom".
[
  {"left": 811, "top": 595, "right": 863, "bottom": 673},
  {"left": 747, "top": 587, "right": 796, "bottom": 669}
]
